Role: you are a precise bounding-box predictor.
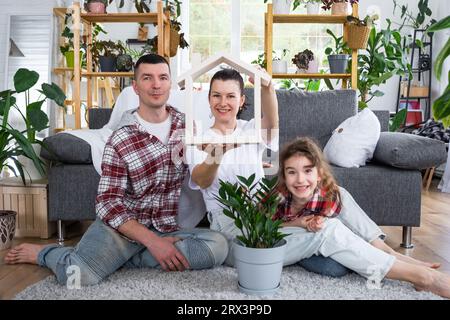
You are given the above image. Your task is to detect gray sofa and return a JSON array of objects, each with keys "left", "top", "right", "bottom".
[{"left": 41, "top": 89, "right": 448, "bottom": 247}]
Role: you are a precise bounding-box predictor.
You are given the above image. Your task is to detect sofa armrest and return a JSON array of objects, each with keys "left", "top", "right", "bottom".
[
  {"left": 373, "top": 110, "right": 389, "bottom": 132},
  {"left": 40, "top": 133, "right": 93, "bottom": 164},
  {"left": 373, "top": 132, "right": 447, "bottom": 169}
]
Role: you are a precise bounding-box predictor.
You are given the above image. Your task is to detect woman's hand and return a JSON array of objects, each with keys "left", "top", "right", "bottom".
[
  {"left": 248, "top": 66, "right": 273, "bottom": 88},
  {"left": 197, "top": 143, "right": 240, "bottom": 163}
]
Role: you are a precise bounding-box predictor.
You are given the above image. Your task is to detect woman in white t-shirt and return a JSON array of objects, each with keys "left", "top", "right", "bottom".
[{"left": 187, "top": 68, "right": 278, "bottom": 242}]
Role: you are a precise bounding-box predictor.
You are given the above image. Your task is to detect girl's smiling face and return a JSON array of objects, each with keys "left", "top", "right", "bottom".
[{"left": 284, "top": 154, "right": 321, "bottom": 205}]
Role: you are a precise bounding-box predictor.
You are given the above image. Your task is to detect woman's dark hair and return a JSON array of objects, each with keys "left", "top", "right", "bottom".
[
  {"left": 208, "top": 68, "right": 247, "bottom": 117},
  {"left": 134, "top": 54, "right": 171, "bottom": 79}
]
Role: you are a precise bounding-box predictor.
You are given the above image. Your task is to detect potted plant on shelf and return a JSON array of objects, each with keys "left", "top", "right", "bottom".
[
  {"left": 85, "top": 0, "right": 114, "bottom": 14},
  {"left": 345, "top": 14, "right": 379, "bottom": 50},
  {"left": 0, "top": 69, "right": 66, "bottom": 183},
  {"left": 292, "top": 49, "right": 318, "bottom": 73},
  {"left": 116, "top": 40, "right": 133, "bottom": 72},
  {"left": 324, "top": 28, "right": 350, "bottom": 74},
  {"left": 264, "top": 0, "right": 302, "bottom": 14},
  {"left": 321, "top": 0, "right": 358, "bottom": 16},
  {"left": 272, "top": 49, "right": 289, "bottom": 74},
  {"left": 59, "top": 13, "right": 85, "bottom": 68},
  {"left": 301, "top": 0, "right": 322, "bottom": 14},
  {"left": 214, "top": 174, "right": 288, "bottom": 295},
  {"left": 91, "top": 40, "right": 120, "bottom": 72}
]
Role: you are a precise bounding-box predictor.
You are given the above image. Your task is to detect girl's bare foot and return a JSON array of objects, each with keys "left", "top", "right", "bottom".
[
  {"left": 415, "top": 269, "right": 450, "bottom": 299},
  {"left": 391, "top": 251, "right": 441, "bottom": 269},
  {"left": 371, "top": 239, "right": 440, "bottom": 269},
  {"left": 4, "top": 243, "right": 47, "bottom": 265}
]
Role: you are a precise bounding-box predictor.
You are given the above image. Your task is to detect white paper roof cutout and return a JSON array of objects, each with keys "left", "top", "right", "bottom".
[{"left": 177, "top": 53, "right": 271, "bottom": 145}]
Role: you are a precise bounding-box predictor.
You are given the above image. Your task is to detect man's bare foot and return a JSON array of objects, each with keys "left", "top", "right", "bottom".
[
  {"left": 4, "top": 243, "right": 47, "bottom": 265},
  {"left": 415, "top": 269, "right": 450, "bottom": 299}
]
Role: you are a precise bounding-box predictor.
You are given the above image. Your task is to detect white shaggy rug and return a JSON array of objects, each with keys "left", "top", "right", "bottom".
[{"left": 15, "top": 266, "right": 443, "bottom": 300}]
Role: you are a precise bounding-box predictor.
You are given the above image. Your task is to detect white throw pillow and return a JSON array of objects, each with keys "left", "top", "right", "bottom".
[{"left": 323, "top": 108, "right": 381, "bottom": 168}]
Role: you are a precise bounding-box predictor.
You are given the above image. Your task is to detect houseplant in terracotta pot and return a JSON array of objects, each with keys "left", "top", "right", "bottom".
[
  {"left": 215, "top": 174, "right": 288, "bottom": 295},
  {"left": 321, "top": 0, "right": 358, "bottom": 16}
]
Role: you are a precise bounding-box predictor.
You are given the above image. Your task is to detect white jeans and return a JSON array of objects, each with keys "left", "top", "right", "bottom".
[{"left": 209, "top": 187, "right": 395, "bottom": 280}]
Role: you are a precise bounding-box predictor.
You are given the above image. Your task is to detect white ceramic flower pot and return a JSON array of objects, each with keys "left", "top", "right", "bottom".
[
  {"left": 272, "top": 60, "right": 287, "bottom": 74},
  {"left": 233, "top": 239, "right": 286, "bottom": 296},
  {"left": 273, "top": 0, "right": 293, "bottom": 14},
  {"left": 297, "top": 58, "right": 319, "bottom": 74},
  {"left": 306, "top": 3, "right": 320, "bottom": 14}
]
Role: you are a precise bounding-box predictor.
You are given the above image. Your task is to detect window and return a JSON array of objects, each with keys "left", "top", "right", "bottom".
[{"left": 185, "top": 1, "right": 342, "bottom": 85}]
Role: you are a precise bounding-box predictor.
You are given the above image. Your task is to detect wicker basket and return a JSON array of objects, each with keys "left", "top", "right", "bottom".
[
  {"left": 170, "top": 28, "right": 180, "bottom": 57},
  {"left": 347, "top": 25, "right": 371, "bottom": 49}
]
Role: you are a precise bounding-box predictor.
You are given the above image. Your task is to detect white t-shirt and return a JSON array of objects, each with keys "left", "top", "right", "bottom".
[
  {"left": 186, "top": 119, "right": 279, "bottom": 217},
  {"left": 134, "top": 112, "right": 172, "bottom": 145}
]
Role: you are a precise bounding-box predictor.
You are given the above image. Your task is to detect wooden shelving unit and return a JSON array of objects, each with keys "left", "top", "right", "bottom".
[
  {"left": 264, "top": 3, "right": 359, "bottom": 89},
  {"left": 53, "top": 1, "right": 170, "bottom": 129}
]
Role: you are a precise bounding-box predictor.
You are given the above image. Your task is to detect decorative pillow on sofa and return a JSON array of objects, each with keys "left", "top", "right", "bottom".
[
  {"left": 323, "top": 108, "right": 381, "bottom": 168},
  {"left": 373, "top": 132, "right": 448, "bottom": 169}
]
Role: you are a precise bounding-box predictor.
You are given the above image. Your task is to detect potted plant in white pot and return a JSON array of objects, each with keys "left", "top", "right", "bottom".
[
  {"left": 272, "top": 49, "right": 289, "bottom": 74},
  {"left": 215, "top": 174, "right": 289, "bottom": 296},
  {"left": 264, "top": 0, "right": 302, "bottom": 14},
  {"left": 292, "top": 49, "right": 318, "bottom": 73},
  {"left": 302, "top": 0, "right": 321, "bottom": 14},
  {"left": 325, "top": 28, "right": 350, "bottom": 74}
]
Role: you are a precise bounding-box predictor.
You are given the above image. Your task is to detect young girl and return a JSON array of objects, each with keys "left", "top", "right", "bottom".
[{"left": 276, "top": 137, "right": 450, "bottom": 298}]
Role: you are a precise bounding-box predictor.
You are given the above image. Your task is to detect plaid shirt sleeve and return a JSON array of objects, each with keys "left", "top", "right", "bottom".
[{"left": 96, "top": 140, "right": 135, "bottom": 230}]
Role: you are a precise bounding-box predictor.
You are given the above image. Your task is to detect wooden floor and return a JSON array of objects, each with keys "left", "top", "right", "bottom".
[{"left": 1, "top": 178, "right": 450, "bottom": 300}]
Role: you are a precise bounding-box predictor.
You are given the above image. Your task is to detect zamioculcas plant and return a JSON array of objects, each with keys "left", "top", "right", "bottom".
[{"left": 214, "top": 174, "right": 288, "bottom": 248}]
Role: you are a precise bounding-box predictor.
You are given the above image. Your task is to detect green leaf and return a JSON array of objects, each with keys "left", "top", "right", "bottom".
[
  {"left": 41, "top": 82, "right": 66, "bottom": 107},
  {"left": 14, "top": 68, "right": 39, "bottom": 93},
  {"left": 371, "top": 90, "right": 384, "bottom": 97},
  {"left": 358, "top": 101, "right": 368, "bottom": 109},
  {"left": 0, "top": 96, "right": 16, "bottom": 116},
  {"left": 389, "top": 109, "right": 407, "bottom": 132},
  {"left": 427, "top": 15, "right": 450, "bottom": 32},
  {"left": 432, "top": 82, "right": 450, "bottom": 121},
  {"left": 434, "top": 38, "right": 450, "bottom": 80}
]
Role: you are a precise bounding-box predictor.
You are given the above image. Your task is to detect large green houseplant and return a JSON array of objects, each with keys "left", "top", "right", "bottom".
[
  {"left": 0, "top": 68, "right": 66, "bottom": 184},
  {"left": 215, "top": 174, "right": 288, "bottom": 295},
  {"left": 427, "top": 16, "right": 450, "bottom": 128}
]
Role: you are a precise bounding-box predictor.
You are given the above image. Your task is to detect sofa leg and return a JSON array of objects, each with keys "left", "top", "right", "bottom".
[
  {"left": 57, "top": 220, "right": 65, "bottom": 246},
  {"left": 400, "top": 226, "right": 414, "bottom": 249}
]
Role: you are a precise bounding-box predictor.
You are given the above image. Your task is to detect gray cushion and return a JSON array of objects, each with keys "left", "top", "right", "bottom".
[
  {"left": 40, "top": 133, "right": 93, "bottom": 164},
  {"left": 373, "top": 132, "right": 447, "bottom": 169}
]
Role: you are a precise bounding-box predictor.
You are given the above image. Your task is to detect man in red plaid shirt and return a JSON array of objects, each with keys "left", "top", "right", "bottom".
[{"left": 5, "top": 54, "right": 228, "bottom": 286}]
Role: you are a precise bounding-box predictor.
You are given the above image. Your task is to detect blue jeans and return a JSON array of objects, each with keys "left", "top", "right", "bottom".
[
  {"left": 37, "top": 219, "right": 228, "bottom": 286},
  {"left": 298, "top": 255, "right": 350, "bottom": 277}
]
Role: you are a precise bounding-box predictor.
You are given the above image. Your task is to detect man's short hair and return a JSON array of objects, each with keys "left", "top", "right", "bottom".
[{"left": 134, "top": 54, "right": 171, "bottom": 79}]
